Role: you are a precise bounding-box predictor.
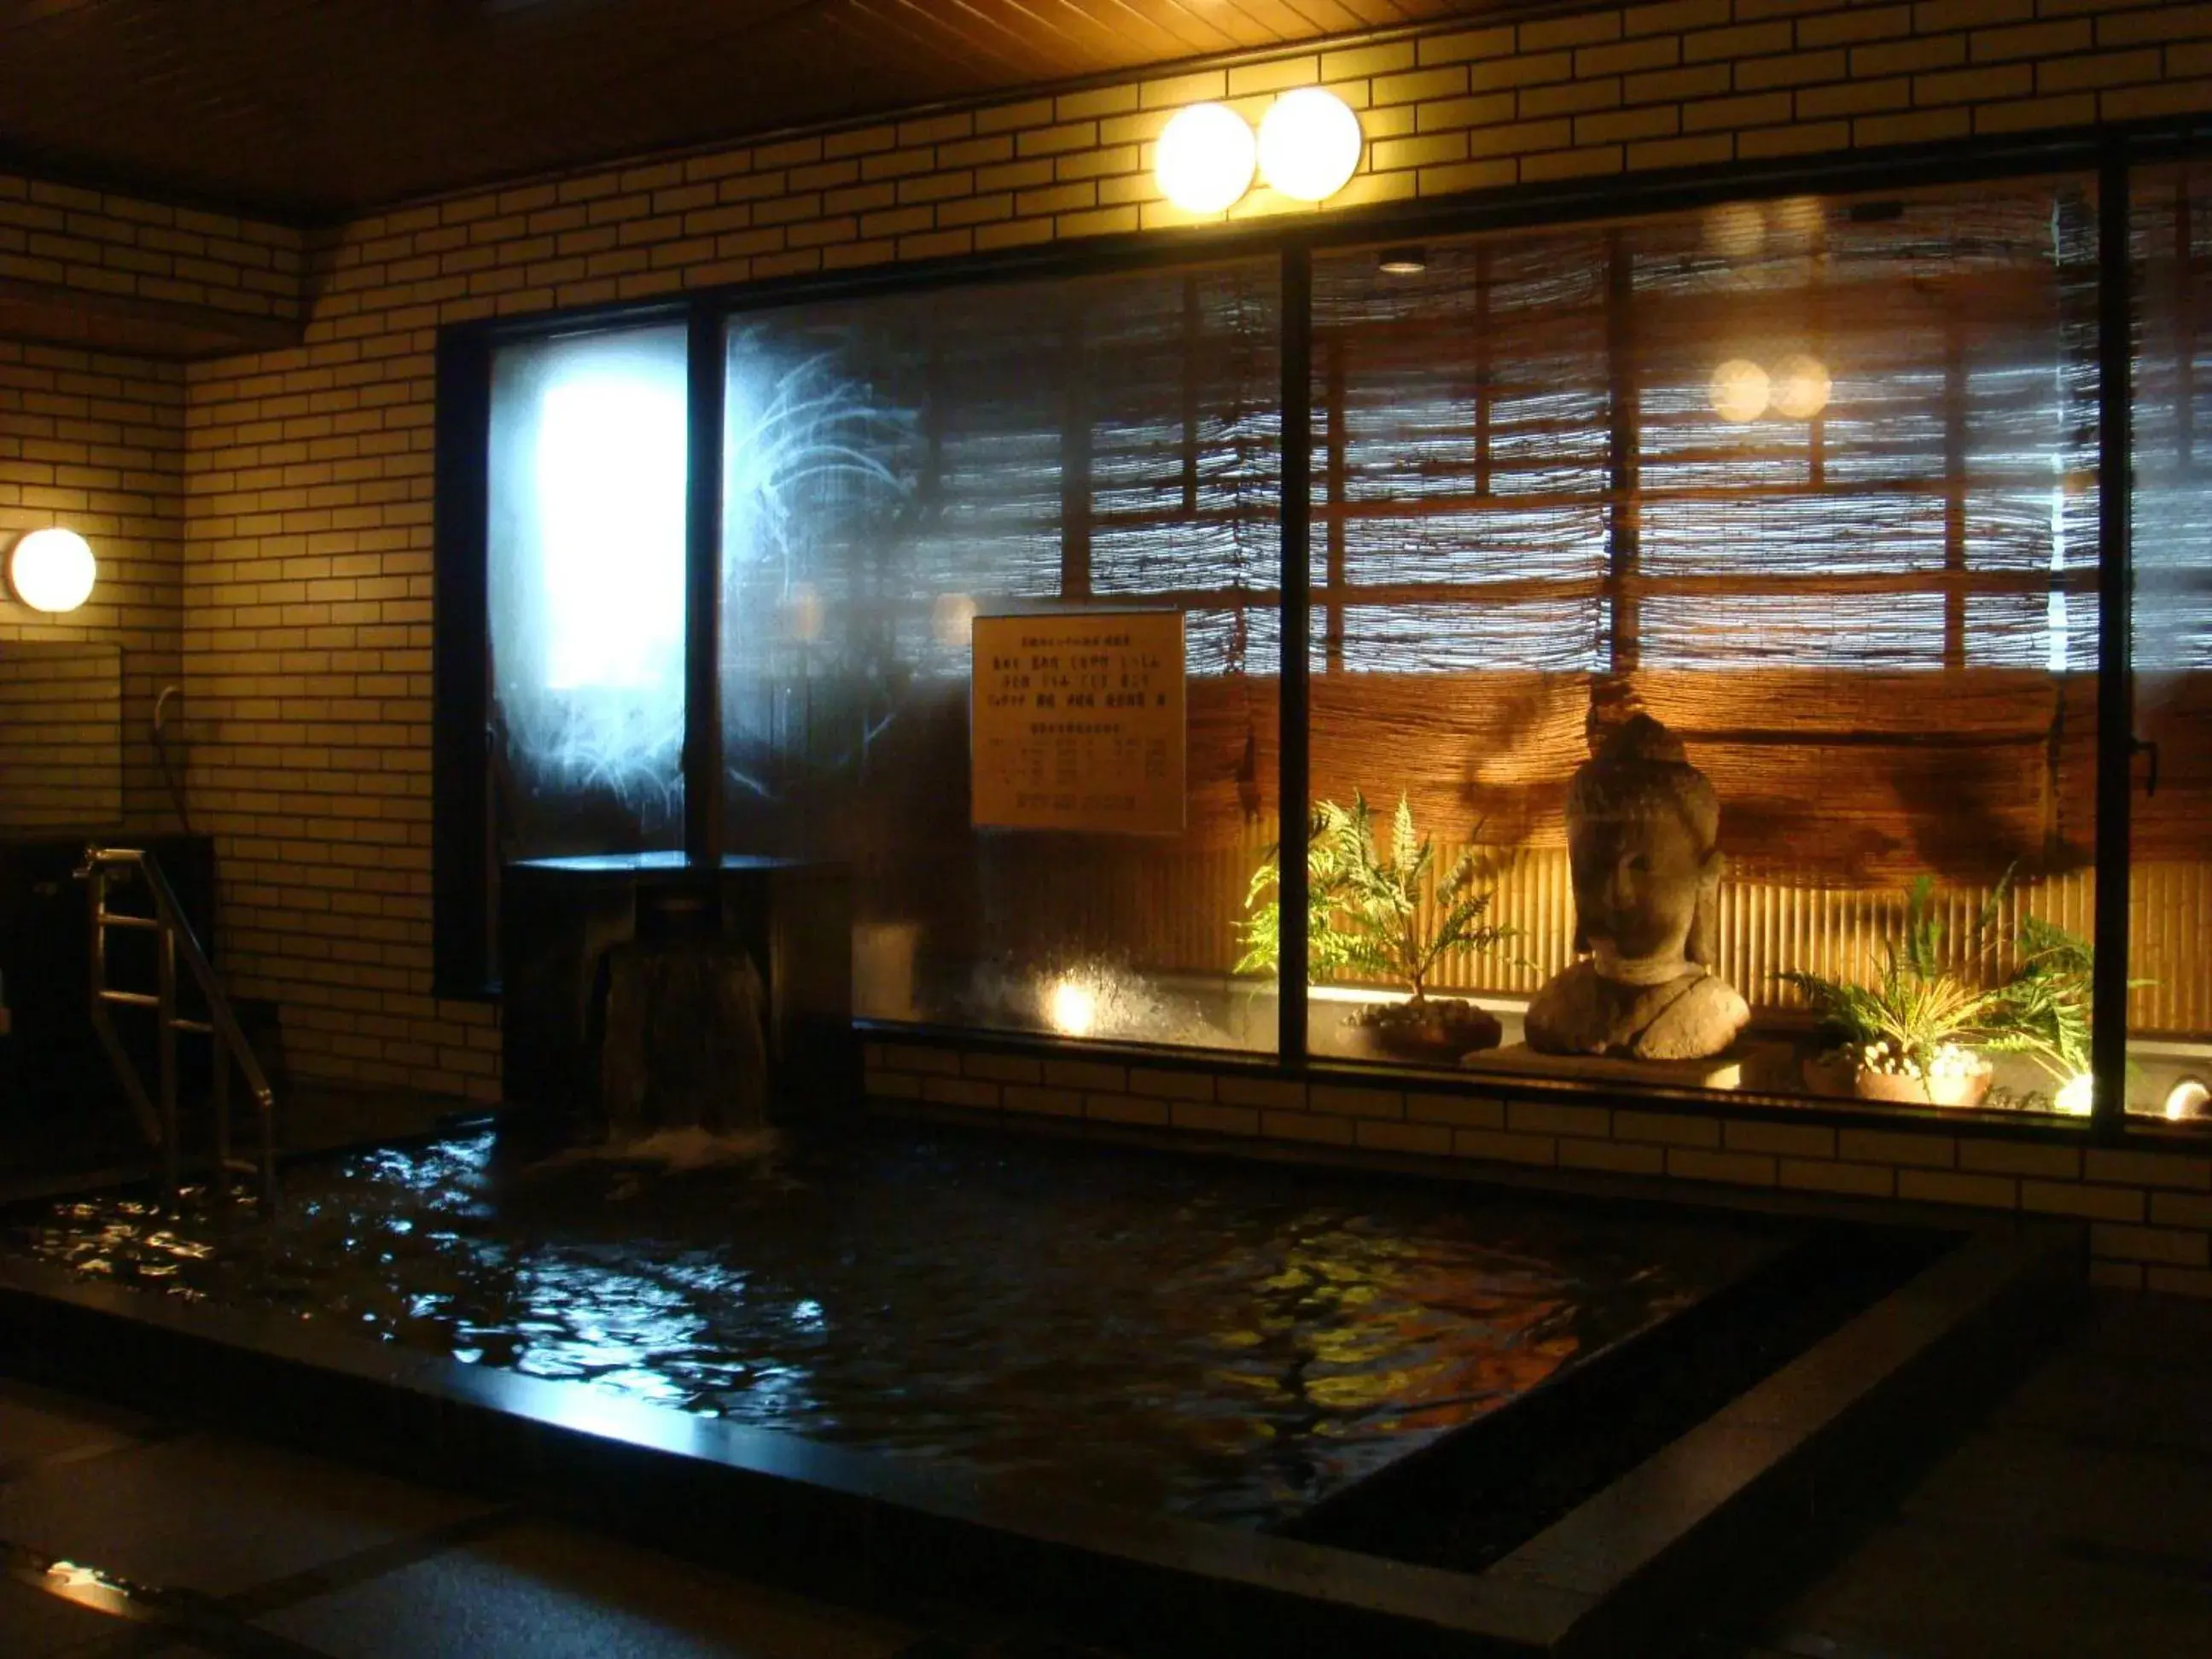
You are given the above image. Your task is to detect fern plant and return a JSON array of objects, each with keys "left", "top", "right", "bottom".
[
  {"left": 1778, "top": 876, "right": 2007, "bottom": 1076},
  {"left": 1981, "top": 916, "right": 2095, "bottom": 1089},
  {"left": 1781, "top": 876, "right": 2124, "bottom": 1104},
  {"left": 1237, "top": 792, "right": 1513, "bottom": 1006}
]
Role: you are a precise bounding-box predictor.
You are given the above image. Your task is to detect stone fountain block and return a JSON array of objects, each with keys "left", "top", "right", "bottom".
[{"left": 499, "top": 853, "right": 852, "bottom": 1123}]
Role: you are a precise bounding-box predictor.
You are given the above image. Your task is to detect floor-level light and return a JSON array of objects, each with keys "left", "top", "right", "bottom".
[
  {"left": 5, "top": 527, "right": 96, "bottom": 614},
  {"left": 1045, "top": 978, "right": 1098, "bottom": 1038},
  {"left": 932, "top": 592, "right": 978, "bottom": 649},
  {"left": 1258, "top": 88, "right": 1364, "bottom": 203},
  {"left": 1155, "top": 102, "right": 1256, "bottom": 214},
  {"left": 2167, "top": 1076, "right": 2209, "bottom": 1121}
]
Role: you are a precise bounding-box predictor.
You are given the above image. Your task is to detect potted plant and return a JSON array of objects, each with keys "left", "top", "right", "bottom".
[
  {"left": 1780, "top": 877, "right": 2003, "bottom": 1107},
  {"left": 1237, "top": 792, "right": 1512, "bottom": 1064},
  {"left": 1982, "top": 917, "right": 2104, "bottom": 1115}
]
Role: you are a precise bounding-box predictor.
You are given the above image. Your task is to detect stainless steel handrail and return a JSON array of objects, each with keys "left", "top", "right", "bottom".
[{"left": 76, "top": 845, "right": 276, "bottom": 1212}]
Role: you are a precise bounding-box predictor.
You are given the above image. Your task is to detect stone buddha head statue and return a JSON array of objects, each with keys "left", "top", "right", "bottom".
[{"left": 1565, "top": 713, "right": 1723, "bottom": 983}]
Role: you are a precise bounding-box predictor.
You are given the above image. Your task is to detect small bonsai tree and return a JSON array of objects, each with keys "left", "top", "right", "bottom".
[
  {"left": 1778, "top": 876, "right": 2005, "bottom": 1083},
  {"left": 1237, "top": 792, "right": 1513, "bottom": 1008}
]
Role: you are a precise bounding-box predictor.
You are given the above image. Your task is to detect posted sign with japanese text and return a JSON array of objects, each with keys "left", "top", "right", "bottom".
[{"left": 970, "top": 610, "right": 1185, "bottom": 834}]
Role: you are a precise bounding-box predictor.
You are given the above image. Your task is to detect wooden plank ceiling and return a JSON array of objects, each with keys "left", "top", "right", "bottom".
[{"left": 0, "top": 0, "right": 1564, "bottom": 221}]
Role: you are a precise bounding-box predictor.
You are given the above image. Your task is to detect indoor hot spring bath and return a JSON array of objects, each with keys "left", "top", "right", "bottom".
[{"left": 6, "top": 1116, "right": 1786, "bottom": 1530}]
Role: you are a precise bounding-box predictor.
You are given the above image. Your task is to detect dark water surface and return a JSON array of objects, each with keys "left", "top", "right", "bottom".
[{"left": 10, "top": 1120, "right": 1784, "bottom": 1525}]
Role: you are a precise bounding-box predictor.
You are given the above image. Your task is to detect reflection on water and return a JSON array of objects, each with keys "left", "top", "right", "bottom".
[{"left": 11, "top": 1121, "right": 1778, "bottom": 1525}]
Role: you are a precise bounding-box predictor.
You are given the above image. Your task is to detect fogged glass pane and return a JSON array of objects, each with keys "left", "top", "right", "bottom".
[
  {"left": 719, "top": 261, "right": 1280, "bottom": 1051},
  {"left": 487, "top": 324, "right": 689, "bottom": 857},
  {"left": 1312, "top": 230, "right": 1611, "bottom": 676},
  {"left": 1304, "top": 180, "right": 2097, "bottom": 1122},
  {"left": 2128, "top": 165, "right": 2212, "bottom": 1127},
  {"left": 1631, "top": 184, "right": 2099, "bottom": 670}
]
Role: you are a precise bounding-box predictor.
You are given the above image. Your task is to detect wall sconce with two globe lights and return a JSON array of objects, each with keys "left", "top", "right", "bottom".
[
  {"left": 1154, "top": 88, "right": 1367, "bottom": 214},
  {"left": 4, "top": 527, "right": 97, "bottom": 614}
]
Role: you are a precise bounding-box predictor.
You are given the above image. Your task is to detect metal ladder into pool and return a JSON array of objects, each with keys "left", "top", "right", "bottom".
[{"left": 76, "top": 845, "right": 277, "bottom": 1213}]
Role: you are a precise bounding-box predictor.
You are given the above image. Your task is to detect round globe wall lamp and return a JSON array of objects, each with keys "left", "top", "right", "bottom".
[
  {"left": 5, "top": 527, "right": 97, "bottom": 614},
  {"left": 1709, "top": 358, "right": 1772, "bottom": 423},
  {"left": 1770, "top": 353, "right": 1833, "bottom": 420},
  {"left": 1155, "top": 102, "right": 1257, "bottom": 214},
  {"left": 1257, "top": 88, "right": 1365, "bottom": 202}
]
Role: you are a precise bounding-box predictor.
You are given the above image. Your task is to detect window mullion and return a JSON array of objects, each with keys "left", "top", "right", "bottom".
[{"left": 2093, "top": 143, "right": 2135, "bottom": 1140}]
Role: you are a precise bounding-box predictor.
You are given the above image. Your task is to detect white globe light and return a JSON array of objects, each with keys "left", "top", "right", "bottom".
[
  {"left": 6, "top": 527, "right": 96, "bottom": 614},
  {"left": 1709, "top": 358, "right": 1771, "bottom": 423},
  {"left": 1257, "top": 88, "right": 1364, "bottom": 202},
  {"left": 1155, "top": 103, "right": 1256, "bottom": 215},
  {"left": 1774, "top": 195, "right": 1825, "bottom": 246},
  {"left": 1705, "top": 201, "right": 1766, "bottom": 260},
  {"left": 1771, "top": 353, "right": 1832, "bottom": 420}
]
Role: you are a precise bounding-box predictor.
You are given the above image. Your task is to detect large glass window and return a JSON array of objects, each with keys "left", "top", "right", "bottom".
[
  {"left": 2130, "top": 164, "right": 2212, "bottom": 1126},
  {"left": 1301, "top": 178, "right": 2102, "bottom": 1115},
  {"left": 456, "top": 162, "right": 2212, "bottom": 1131},
  {"left": 486, "top": 323, "right": 690, "bottom": 860},
  {"left": 717, "top": 262, "right": 1281, "bottom": 1049}
]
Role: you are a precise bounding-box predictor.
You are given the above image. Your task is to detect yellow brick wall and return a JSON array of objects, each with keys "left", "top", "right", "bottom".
[
  {"left": 0, "top": 339, "right": 187, "bottom": 833},
  {"left": 129, "top": 0, "right": 2212, "bottom": 1106}
]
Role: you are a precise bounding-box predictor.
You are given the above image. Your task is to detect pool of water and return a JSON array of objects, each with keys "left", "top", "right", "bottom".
[{"left": 8, "top": 1119, "right": 1785, "bottom": 1526}]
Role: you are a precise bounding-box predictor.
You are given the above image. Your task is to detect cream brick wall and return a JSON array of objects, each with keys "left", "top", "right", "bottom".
[
  {"left": 2, "top": 172, "right": 304, "bottom": 839},
  {"left": 0, "top": 339, "right": 187, "bottom": 833},
  {"left": 866, "top": 1040, "right": 2212, "bottom": 1295},
  {"left": 0, "top": 172, "right": 305, "bottom": 322},
  {"left": 17, "top": 0, "right": 2212, "bottom": 1108}
]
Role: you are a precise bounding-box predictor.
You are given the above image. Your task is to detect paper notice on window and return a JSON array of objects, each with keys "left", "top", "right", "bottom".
[{"left": 970, "top": 611, "right": 1185, "bottom": 834}]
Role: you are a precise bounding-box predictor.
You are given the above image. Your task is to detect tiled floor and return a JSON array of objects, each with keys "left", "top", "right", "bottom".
[
  {"left": 3, "top": 1292, "right": 2209, "bottom": 1658},
  {"left": 1709, "top": 1292, "right": 2212, "bottom": 1659},
  {"left": 0, "top": 1380, "right": 917, "bottom": 1659}
]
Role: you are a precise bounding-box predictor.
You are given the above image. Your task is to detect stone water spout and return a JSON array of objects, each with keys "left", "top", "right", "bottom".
[{"left": 597, "top": 886, "right": 770, "bottom": 1138}]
